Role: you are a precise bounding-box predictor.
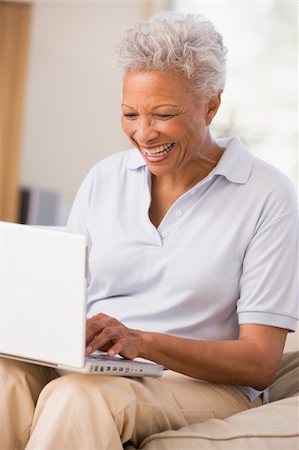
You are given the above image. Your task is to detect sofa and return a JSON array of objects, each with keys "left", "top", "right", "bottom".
[{"left": 125, "top": 346, "right": 299, "bottom": 450}]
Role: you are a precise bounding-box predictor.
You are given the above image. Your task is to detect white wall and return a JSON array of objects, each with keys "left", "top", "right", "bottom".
[{"left": 20, "top": 1, "right": 159, "bottom": 221}]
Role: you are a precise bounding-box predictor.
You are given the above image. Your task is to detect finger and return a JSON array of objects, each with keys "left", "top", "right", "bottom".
[
  {"left": 86, "top": 327, "right": 122, "bottom": 354},
  {"left": 85, "top": 341, "right": 114, "bottom": 356},
  {"left": 86, "top": 314, "right": 117, "bottom": 343},
  {"left": 107, "top": 341, "right": 123, "bottom": 357},
  {"left": 86, "top": 324, "right": 100, "bottom": 345},
  {"left": 96, "top": 342, "right": 113, "bottom": 353},
  {"left": 86, "top": 315, "right": 110, "bottom": 343}
]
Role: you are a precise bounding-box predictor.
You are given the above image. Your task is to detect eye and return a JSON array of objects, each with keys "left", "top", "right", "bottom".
[
  {"left": 156, "top": 114, "right": 174, "bottom": 120},
  {"left": 123, "top": 113, "right": 138, "bottom": 120}
]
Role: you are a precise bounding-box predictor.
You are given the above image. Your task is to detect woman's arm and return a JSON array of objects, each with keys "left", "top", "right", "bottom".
[
  {"left": 86, "top": 314, "right": 287, "bottom": 391},
  {"left": 140, "top": 323, "right": 287, "bottom": 390}
]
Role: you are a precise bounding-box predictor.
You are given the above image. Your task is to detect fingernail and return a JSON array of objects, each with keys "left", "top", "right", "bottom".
[{"left": 86, "top": 346, "right": 92, "bottom": 354}]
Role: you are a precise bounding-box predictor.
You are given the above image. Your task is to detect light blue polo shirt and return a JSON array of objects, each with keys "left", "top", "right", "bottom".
[{"left": 67, "top": 136, "right": 298, "bottom": 400}]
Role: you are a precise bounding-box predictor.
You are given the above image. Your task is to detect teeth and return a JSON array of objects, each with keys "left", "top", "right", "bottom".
[{"left": 144, "top": 143, "right": 174, "bottom": 155}]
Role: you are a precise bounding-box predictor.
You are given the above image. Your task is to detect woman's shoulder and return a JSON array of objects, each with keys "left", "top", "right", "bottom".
[
  {"left": 252, "top": 153, "right": 296, "bottom": 194},
  {"left": 219, "top": 136, "right": 297, "bottom": 217},
  {"left": 251, "top": 154, "right": 293, "bottom": 186},
  {"left": 248, "top": 154, "right": 298, "bottom": 218}
]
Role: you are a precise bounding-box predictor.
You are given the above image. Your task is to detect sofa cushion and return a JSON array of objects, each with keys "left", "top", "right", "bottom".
[
  {"left": 137, "top": 396, "right": 299, "bottom": 450},
  {"left": 269, "top": 351, "right": 299, "bottom": 402},
  {"left": 135, "top": 351, "right": 299, "bottom": 450}
]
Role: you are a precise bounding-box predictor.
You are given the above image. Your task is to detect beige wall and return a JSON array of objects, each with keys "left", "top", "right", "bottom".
[
  {"left": 20, "top": 0, "right": 169, "bottom": 219},
  {"left": 284, "top": 329, "right": 299, "bottom": 352}
]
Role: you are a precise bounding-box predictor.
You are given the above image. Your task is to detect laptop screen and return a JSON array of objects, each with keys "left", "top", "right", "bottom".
[{"left": 0, "top": 222, "right": 87, "bottom": 368}]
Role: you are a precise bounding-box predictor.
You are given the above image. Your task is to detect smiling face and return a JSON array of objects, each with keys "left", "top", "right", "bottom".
[{"left": 121, "top": 70, "right": 221, "bottom": 179}]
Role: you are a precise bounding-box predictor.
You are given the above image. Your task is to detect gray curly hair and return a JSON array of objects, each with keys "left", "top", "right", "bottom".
[{"left": 113, "top": 11, "right": 228, "bottom": 100}]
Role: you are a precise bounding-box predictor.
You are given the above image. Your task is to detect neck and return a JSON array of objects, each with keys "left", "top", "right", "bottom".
[
  {"left": 152, "top": 142, "right": 224, "bottom": 193},
  {"left": 197, "top": 150, "right": 219, "bottom": 165}
]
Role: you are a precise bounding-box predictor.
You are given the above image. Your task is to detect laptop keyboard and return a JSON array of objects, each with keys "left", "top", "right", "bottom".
[{"left": 85, "top": 353, "right": 128, "bottom": 363}]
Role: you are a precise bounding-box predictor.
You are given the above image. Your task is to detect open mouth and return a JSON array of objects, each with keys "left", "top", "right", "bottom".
[{"left": 143, "top": 143, "right": 175, "bottom": 157}]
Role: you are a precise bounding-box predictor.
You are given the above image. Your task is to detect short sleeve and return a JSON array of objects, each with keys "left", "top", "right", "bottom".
[{"left": 237, "top": 210, "right": 298, "bottom": 331}]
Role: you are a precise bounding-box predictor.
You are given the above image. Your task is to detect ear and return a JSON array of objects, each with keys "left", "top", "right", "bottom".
[{"left": 206, "top": 91, "right": 222, "bottom": 125}]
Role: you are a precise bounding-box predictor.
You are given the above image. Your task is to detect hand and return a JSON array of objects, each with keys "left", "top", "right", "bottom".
[{"left": 85, "top": 313, "right": 143, "bottom": 359}]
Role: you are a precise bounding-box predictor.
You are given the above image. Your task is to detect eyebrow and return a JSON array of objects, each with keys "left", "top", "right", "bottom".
[{"left": 121, "top": 103, "right": 179, "bottom": 109}]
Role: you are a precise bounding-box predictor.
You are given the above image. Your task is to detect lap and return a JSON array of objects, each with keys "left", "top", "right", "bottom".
[
  {"left": 45, "top": 368, "right": 257, "bottom": 423},
  {"left": 0, "top": 357, "right": 57, "bottom": 398},
  {"left": 1, "top": 358, "right": 261, "bottom": 449},
  {"left": 0, "top": 357, "right": 258, "bottom": 421}
]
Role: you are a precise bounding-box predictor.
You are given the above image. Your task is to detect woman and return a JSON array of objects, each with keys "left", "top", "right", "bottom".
[{"left": 1, "top": 11, "right": 298, "bottom": 450}]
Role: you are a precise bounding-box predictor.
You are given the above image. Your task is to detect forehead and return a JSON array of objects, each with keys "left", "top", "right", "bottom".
[{"left": 122, "top": 70, "right": 193, "bottom": 105}]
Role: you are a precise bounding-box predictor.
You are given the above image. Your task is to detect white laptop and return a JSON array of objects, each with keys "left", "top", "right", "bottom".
[{"left": 0, "top": 221, "right": 163, "bottom": 377}]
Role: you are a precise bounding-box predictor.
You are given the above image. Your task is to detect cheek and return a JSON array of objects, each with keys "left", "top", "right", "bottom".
[
  {"left": 121, "top": 120, "right": 133, "bottom": 137},
  {"left": 157, "top": 122, "right": 183, "bottom": 139},
  {"left": 122, "top": 122, "right": 138, "bottom": 148}
]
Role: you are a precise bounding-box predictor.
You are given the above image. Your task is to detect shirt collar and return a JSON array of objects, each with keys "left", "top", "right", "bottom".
[
  {"left": 126, "top": 148, "right": 147, "bottom": 170},
  {"left": 126, "top": 136, "right": 254, "bottom": 184},
  {"left": 213, "top": 136, "right": 254, "bottom": 184}
]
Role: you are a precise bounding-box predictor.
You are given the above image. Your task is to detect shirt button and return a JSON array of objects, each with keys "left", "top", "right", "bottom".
[
  {"left": 175, "top": 209, "right": 183, "bottom": 217},
  {"left": 161, "top": 230, "right": 169, "bottom": 238}
]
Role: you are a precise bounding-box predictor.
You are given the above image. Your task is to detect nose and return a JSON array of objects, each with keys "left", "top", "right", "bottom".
[{"left": 133, "top": 117, "right": 159, "bottom": 144}]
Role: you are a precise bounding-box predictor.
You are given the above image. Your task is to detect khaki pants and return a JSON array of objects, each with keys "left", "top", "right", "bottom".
[{"left": 0, "top": 357, "right": 261, "bottom": 450}]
